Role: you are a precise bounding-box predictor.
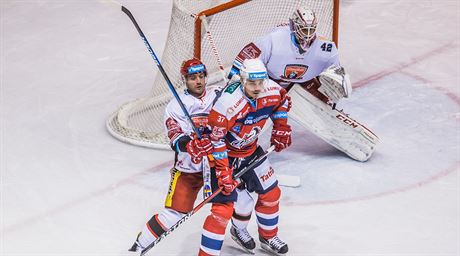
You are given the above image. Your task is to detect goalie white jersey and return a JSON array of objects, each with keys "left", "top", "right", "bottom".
[
  {"left": 164, "top": 89, "right": 217, "bottom": 173},
  {"left": 255, "top": 25, "right": 340, "bottom": 86},
  {"left": 229, "top": 26, "right": 378, "bottom": 162}
]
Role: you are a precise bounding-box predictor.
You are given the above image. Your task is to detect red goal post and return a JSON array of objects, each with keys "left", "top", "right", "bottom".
[
  {"left": 106, "top": 0, "right": 341, "bottom": 149},
  {"left": 194, "top": 0, "right": 339, "bottom": 59}
]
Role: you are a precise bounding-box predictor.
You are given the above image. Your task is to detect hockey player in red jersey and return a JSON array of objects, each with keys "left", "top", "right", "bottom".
[
  {"left": 198, "top": 58, "right": 291, "bottom": 256},
  {"left": 128, "top": 58, "right": 216, "bottom": 253}
]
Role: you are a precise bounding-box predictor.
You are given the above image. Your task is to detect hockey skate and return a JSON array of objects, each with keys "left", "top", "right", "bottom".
[
  {"left": 230, "top": 225, "right": 256, "bottom": 254},
  {"left": 259, "top": 235, "right": 288, "bottom": 255},
  {"left": 128, "top": 232, "right": 144, "bottom": 253}
]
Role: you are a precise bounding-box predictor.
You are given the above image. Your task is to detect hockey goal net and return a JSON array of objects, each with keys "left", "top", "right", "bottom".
[{"left": 107, "top": 0, "right": 340, "bottom": 149}]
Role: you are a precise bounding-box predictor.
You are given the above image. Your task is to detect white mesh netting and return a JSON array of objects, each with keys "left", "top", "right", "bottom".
[{"left": 107, "top": 0, "right": 338, "bottom": 149}]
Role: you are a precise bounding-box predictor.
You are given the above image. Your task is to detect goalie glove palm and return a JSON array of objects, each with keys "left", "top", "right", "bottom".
[{"left": 271, "top": 123, "right": 292, "bottom": 152}]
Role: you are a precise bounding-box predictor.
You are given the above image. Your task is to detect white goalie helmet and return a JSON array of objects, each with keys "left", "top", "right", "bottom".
[
  {"left": 239, "top": 58, "right": 268, "bottom": 81},
  {"left": 289, "top": 6, "right": 318, "bottom": 50}
]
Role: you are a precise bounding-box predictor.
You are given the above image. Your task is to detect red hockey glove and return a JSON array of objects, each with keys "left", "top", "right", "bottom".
[
  {"left": 216, "top": 166, "right": 238, "bottom": 195},
  {"left": 271, "top": 123, "right": 292, "bottom": 152},
  {"left": 284, "top": 95, "right": 292, "bottom": 112},
  {"left": 186, "top": 136, "right": 213, "bottom": 164}
]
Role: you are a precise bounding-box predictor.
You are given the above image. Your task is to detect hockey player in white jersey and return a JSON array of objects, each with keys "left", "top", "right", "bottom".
[
  {"left": 128, "top": 58, "right": 216, "bottom": 253},
  {"left": 228, "top": 6, "right": 378, "bottom": 162},
  {"left": 229, "top": 6, "right": 351, "bottom": 104}
]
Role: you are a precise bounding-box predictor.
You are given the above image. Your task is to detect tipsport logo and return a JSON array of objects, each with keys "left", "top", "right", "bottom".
[
  {"left": 248, "top": 71, "right": 267, "bottom": 80},
  {"left": 188, "top": 64, "right": 205, "bottom": 74}
]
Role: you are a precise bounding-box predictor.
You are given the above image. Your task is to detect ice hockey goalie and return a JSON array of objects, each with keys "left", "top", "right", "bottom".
[{"left": 228, "top": 6, "right": 379, "bottom": 161}]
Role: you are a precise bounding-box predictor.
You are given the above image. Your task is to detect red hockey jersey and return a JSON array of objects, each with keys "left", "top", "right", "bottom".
[{"left": 208, "top": 79, "right": 290, "bottom": 167}]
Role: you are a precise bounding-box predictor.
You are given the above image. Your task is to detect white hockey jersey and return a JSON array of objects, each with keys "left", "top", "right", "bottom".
[
  {"left": 232, "top": 25, "right": 340, "bottom": 87},
  {"left": 164, "top": 89, "right": 217, "bottom": 173}
]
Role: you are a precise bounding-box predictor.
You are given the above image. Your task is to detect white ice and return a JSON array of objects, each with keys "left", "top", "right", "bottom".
[{"left": 1, "top": 0, "right": 459, "bottom": 256}]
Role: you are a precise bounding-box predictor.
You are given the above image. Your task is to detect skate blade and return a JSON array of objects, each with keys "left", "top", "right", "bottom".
[
  {"left": 260, "top": 243, "right": 286, "bottom": 255},
  {"left": 230, "top": 235, "right": 255, "bottom": 254}
]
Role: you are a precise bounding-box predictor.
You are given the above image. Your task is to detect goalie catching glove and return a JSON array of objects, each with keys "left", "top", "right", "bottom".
[
  {"left": 186, "top": 136, "right": 213, "bottom": 164},
  {"left": 318, "top": 65, "right": 352, "bottom": 103},
  {"left": 271, "top": 123, "right": 292, "bottom": 152}
]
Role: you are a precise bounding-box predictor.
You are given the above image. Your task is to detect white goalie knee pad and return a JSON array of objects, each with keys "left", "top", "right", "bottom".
[{"left": 157, "top": 208, "right": 185, "bottom": 229}]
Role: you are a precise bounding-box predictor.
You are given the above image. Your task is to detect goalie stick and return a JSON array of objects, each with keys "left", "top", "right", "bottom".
[{"left": 140, "top": 145, "right": 276, "bottom": 255}]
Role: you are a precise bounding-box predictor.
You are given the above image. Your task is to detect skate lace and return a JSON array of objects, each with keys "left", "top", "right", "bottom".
[
  {"left": 268, "top": 236, "right": 286, "bottom": 249},
  {"left": 236, "top": 228, "right": 253, "bottom": 243}
]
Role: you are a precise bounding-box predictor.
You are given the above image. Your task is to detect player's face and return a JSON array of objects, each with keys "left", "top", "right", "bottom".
[
  {"left": 243, "top": 79, "right": 264, "bottom": 99},
  {"left": 185, "top": 72, "right": 206, "bottom": 97}
]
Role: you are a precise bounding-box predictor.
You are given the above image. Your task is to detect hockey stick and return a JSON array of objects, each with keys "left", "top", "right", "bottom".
[
  {"left": 119, "top": 3, "right": 215, "bottom": 195},
  {"left": 140, "top": 145, "right": 276, "bottom": 255},
  {"left": 120, "top": 5, "right": 203, "bottom": 139}
]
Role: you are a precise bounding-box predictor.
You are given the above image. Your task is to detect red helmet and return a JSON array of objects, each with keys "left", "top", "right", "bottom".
[{"left": 180, "top": 58, "right": 207, "bottom": 77}]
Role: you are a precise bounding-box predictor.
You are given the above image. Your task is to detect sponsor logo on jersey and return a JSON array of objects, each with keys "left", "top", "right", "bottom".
[
  {"left": 233, "top": 124, "right": 241, "bottom": 133},
  {"left": 244, "top": 114, "right": 269, "bottom": 125},
  {"left": 210, "top": 126, "right": 226, "bottom": 140},
  {"left": 265, "top": 86, "right": 279, "bottom": 92},
  {"left": 236, "top": 106, "right": 250, "bottom": 120},
  {"left": 212, "top": 151, "right": 228, "bottom": 160},
  {"left": 261, "top": 167, "right": 275, "bottom": 182},
  {"left": 229, "top": 126, "right": 261, "bottom": 148},
  {"left": 224, "top": 82, "right": 241, "bottom": 94},
  {"left": 231, "top": 97, "right": 245, "bottom": 111},
  {"left": 281, "top": 64, "right": 308, "bottom": 80},
  {"left": 191, "top": 115, "right": 208, "bottom": 128},
  {"left": 272, "top": 111, "right": 288, "bottom": 120}
]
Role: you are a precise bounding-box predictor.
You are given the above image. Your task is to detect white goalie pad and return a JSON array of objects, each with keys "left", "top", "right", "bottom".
[
  {"left": 318, "top": 65, "right": 352, "bottom": 103},
  {"left": 288, "top": 85, "right": 379, "bottom": 162}
]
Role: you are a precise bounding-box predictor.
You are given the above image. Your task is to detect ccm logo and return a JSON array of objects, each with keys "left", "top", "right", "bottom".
[
  {"left": 261, "top": 167, "right": 275, "bottom": 182},
  {"left": 336, "top": 114, "right": 358, "bottom": 128}
]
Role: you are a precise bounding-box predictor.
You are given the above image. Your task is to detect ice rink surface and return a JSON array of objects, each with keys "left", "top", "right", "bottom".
[{"left": 1, "top": 0, "right": 459, "bottom": 255}]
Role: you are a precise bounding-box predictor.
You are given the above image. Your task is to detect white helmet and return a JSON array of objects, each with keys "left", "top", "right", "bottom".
[
  {"left": 289, "top": 6, "right": 317, "bottom": 50},
  {"left": 239, "top": 58, "right": 267, "bottom": 81}
]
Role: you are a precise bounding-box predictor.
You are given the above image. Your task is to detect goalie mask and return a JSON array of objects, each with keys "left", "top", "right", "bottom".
[
  {"left": 240, "top": 58, "right": 267, "bottom": 99},
  {"left": 289, "top": 7, "right": 317, "bottom": 51}
]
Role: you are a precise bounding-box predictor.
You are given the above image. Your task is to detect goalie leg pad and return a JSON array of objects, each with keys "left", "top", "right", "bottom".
[{"left": 289, "top": 85, "right": 379, "bottom": 162}]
